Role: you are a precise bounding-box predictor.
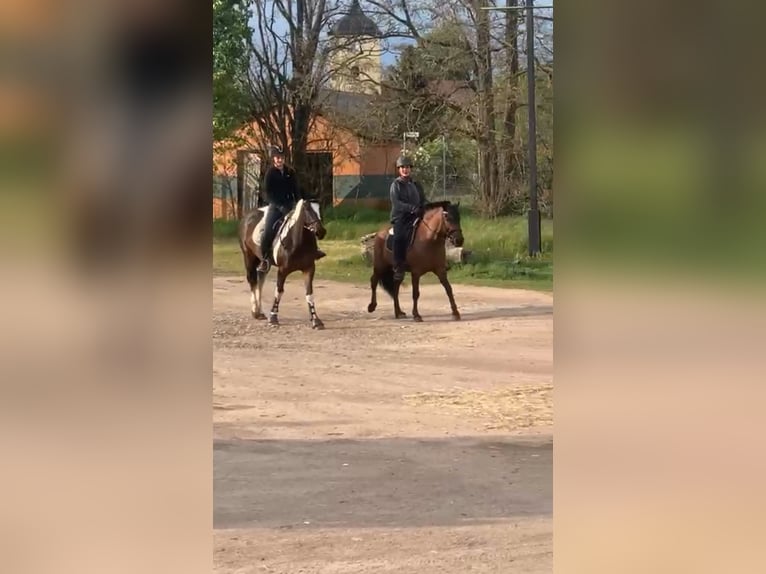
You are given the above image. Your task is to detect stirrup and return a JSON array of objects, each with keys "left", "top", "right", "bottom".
[{"left": 257, "top": 258, "right": 271, "bottom": 272}]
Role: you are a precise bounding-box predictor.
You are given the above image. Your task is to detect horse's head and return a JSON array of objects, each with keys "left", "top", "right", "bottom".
[
  {"left": 443, "top": 202, "right": 464, "bottom": 246},
  {"left": 299, "top": 199, "right": 326, "bottom": 240},
  {"left": 425, "top": 201, "right": 464, "bottom": 247}
]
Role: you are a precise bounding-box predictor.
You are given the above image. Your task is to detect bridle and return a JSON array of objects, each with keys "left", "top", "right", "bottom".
[
  {"left": 301, "top": 203, "right": 323, "bottom": 235},
  {"left": 421, "top": 208, "right": 460, "bottom": 242}
]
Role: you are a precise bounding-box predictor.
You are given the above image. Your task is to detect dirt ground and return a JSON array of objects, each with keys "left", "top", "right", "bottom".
[{"left": 213, "top": 275, "right": 553, "bottom": 573}]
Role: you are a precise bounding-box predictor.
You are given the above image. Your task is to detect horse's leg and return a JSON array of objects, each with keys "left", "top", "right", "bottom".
[
  {"left": 392, "top": 243, "right": 407, "bottom": 319},
  {"left": 368, "top": 268, "right": 379, "bottom": 313},
  {"left": 268, "top": 269, "right": 286, "bottom": 327},
  {"left": 436, "top": 269, "right": 461, "bottom": 320},
  {"left": 243, "top": 250, "right": 266, "bottom": 319},
  {"left": 253, "top": 269, "right": 267, "bottom": 320},
  {"left": 393, "top": 275, "right": 406, "bottom": 319},
  {"left": 303, "top": 265, "right": 324, "bottom": 330},
  {"left": 411, "top": 272, "right": 423, "bottom": 322}
]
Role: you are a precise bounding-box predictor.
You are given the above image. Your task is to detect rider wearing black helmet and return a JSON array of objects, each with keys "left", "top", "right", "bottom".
[
  {"left": 258, "top": 145, "right": 301, "bottom": 271},
  {"left": 389, "top": 155, "right": 426, "bottom": 281},
  {"left": 258, "top": 145, "right": 325, "bottom": 271}
]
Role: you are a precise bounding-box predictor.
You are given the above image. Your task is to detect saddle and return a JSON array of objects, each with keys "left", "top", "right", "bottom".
[
  {"left": 384, "top": 217, "right": 420, "bottom": 254},
  {"left": 252, "top": 206, "right": 288, "bottom": 246}
]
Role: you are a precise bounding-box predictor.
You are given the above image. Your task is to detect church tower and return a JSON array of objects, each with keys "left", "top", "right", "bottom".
[{"left": 327, "top": 0, "right": 382, "bottom": 95}]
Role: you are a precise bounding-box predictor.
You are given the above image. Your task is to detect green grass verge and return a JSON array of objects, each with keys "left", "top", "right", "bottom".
[{"left": 214, "top": 209, "right": 553, "bottom": 291}]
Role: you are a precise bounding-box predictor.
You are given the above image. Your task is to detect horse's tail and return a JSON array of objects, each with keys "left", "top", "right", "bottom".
[{"left": 379, "top": 266, "right": 396, "bottom": 299}]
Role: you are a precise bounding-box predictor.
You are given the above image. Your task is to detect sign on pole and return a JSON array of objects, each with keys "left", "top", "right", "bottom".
[{"left": 403, "top": 131, "right": 419, "bottom": 139}]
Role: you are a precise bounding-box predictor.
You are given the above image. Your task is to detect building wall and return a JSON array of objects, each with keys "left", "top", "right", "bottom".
[
  {"left": 213, "top": 116, "right": 400, "bottom": 217},
  {"left": 213, "top": 197, "right": 237, "bottom": 219},
  {"left": 333, "top": 141, "right": 400, "bottom": 206}
]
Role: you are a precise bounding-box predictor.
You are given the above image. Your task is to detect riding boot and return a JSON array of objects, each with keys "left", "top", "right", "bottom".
[
  {"left": 259, "top": 208, "right": 282, "bottom": 272},
  {"left": 258, "top": 239, "right": 273, "bottom": 271},
  {"left": 392, "top": 223, "right": 408, "bottom": 281}
]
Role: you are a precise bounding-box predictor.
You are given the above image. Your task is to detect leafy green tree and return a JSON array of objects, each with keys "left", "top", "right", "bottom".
[{"left": 213, "top": 0, "right": 252, "bottom": 142}]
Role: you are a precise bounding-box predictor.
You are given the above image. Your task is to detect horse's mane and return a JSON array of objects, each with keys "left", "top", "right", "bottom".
[
  {"left": 424, "top": 200, "right": 452, "bottom": 211},
  {"left": 288, "top": 199, "right": 307, "bottom": 248}
]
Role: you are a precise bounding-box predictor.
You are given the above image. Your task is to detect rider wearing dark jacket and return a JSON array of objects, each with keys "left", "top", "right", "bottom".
[
  {"left": 258, "top": 146, "right": 302, "bottom": 271},
  {"left": 389, "top": 155, "right": 426, "bottom": 280}
]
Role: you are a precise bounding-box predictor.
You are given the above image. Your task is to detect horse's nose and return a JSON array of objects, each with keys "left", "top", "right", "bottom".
[
  {"left": 454, "top": 233, "right": 464, "bottom": 247},
  {"left": 317, "top": 227, "right": 327, "bottom": 240}
]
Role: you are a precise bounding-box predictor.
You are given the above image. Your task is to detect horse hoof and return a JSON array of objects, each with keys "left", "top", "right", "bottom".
[
  {"left": 253, "top": 312, "right": 267, "bottom": 320},
  {"left": 268, "top": 315, "right": 279, "bottom": 327},
  {"left": 413, "top": 315, "right": 423, "bottom": 323},
  {"left": 452, "top": 313, "right": 461, "bottom": 321},
  {"left": 395, "top": 312, "right": 407, "bottom": 319},
  {"left": 312, "top": 320, "right": 325, "bottom": 330},
  {"left": 367, "top": 303, "right": 376, "bottom": 313}
]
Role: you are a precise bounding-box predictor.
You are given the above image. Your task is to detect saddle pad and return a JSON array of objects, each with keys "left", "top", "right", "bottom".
[{"left": 251, "top": 206, "right": 288, "bottom": 247}]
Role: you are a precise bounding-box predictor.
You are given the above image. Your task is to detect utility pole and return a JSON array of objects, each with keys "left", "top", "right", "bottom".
[
  {"left": 524, "top": 0, "right": 541, "bottom": 255},
  {"left": 481, "top": 1, "right": 551, "bottom": 256}
]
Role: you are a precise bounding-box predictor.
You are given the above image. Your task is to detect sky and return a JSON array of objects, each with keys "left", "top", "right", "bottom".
[{"left": 249, "top": 0, "right": 553, "bottom": 71}]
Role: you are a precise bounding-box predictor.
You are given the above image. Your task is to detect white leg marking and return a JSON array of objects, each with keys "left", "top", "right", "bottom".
[
  {"left": 250, "top": 289, "right": 256, "bottom": 313},
  {"left": 306, "top": 294, "right": 314, "bottom": 304}
]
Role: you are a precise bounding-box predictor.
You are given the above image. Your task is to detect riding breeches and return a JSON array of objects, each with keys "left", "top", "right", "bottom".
[
  {"left": 392, "top": 216, "right": 414, "bottom": 267},
  {"left": 260, "top": 207, "right": 284, "bottom": 259}
]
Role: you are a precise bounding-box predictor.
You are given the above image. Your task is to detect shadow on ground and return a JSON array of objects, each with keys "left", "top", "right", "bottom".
[{"left": 214, "top": 436, "right": 551, "bottom": 530}]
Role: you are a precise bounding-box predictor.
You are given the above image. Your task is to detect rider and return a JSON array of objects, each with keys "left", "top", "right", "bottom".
[
  {"left": 389, "top": 155, "right": 426, "bottom": 281},
  {"left": 258, "top": 145, "right": 302, "bottom": 272}
]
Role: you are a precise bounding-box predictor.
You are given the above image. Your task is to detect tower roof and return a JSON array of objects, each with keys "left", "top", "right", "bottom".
[{"left": 329, "top": 0, "right": 381, "bottom": 38}]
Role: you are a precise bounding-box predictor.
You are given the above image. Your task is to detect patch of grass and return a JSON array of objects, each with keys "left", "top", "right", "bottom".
[
  {"left": 213, "top": 219, "right": 239, "bottom": 239},
  {"left": 215, "top": 239, "right": 552, "bottom": 291},
  {"left": 213, "top": 211, "right": 553, "bottom": 291},
  {"left": 213, "top": 238, "right": 243, "bottom": 275}
]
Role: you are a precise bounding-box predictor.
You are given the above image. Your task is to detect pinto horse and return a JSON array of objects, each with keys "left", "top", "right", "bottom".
[
  {"left": 368, "top": 201, "right": 465, "bottom": 321},
  {"left": 238, "top": 199, "right": 327, "bottom": 329}
]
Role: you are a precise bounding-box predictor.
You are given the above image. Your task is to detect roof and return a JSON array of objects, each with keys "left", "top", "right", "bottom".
[
  {"left": 316, "top": 88, "right": 397, "bottom": 143},
  {"left": 317, "top": 88, "right": 374, "bottom": 116},
  {"left": 329, "top": 0, "right": 381, "bottom": 38}
]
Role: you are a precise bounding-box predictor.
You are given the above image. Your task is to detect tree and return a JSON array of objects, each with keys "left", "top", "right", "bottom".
[
  {"left": 245, "top": 1, "right": 368, "bottom": 175},
  {"left": 419, "top": 22, "right": 474, "bottom": 83},
  {"left": 368, "top": 0, "right": 553, "bottom": 216},
  {"left": 342, "top": 22, "right": 475, "bottom": 146},
  {"left": 213, "top": 0, "right": 252, "bottom": 142},
  {"left": 413, "top": 137, "right": 478, "bottom": 199}
]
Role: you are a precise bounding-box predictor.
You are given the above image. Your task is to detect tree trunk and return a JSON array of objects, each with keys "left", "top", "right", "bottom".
[
  {"left": 475, "top": 0, "right": 499, "bottom": 216},
  {"left": 500, "top": 0, "right": 521, "bottom": 208}
]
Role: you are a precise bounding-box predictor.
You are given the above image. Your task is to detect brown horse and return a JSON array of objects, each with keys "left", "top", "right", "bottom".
[
  {"left": 239, "top": 199, "right": 327, "bottom": 329},
  {"left": 368, "top": 201, "right": 465, "bottom": 322}
]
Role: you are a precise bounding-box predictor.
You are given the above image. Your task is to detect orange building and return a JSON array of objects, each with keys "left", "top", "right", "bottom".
[{"left": 212, "top": 100, "right": 402, "bottom": 219}]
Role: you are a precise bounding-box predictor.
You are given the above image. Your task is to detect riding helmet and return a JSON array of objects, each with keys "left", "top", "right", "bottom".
[{"left": 396, "top": 155, "right": 413, "bottom": 168}]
